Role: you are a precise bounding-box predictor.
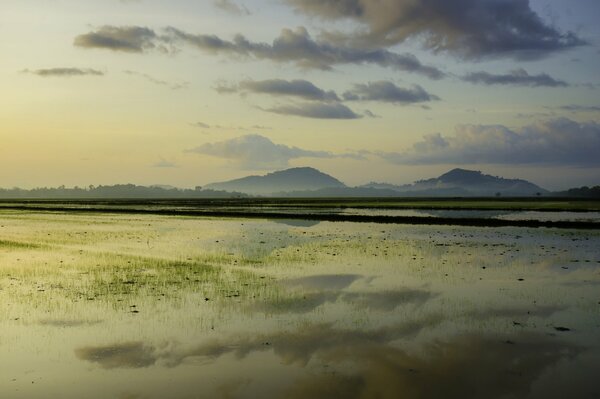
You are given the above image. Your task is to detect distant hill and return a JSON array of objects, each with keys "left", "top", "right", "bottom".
[
  {"left": 276, "top": 186, "right": 470, "bottom": 198},
  {"left": 0, "top": 184, "right": 247, "bottom": 199},
  {"left": 556, "top": 185, "right": 600, "bottom": 198},
  {"left": 205, "top": 167, "right": 346, "bottom": 195},
  {"left": 361, "top": 168, "right": 546, "bottom": 197},
  {"left": 0, "top": 167, "right": 553, "bottom": 199}
]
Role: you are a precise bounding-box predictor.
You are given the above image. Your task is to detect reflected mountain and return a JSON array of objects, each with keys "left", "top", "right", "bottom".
[{"left": 270, "top": 219, "right": 321, "bottom": 227}]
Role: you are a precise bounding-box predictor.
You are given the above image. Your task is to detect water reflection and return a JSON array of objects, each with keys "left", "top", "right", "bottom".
[
  {"left": 1, "top": 211, "right": 599, "bottom": 398},
  {"left": 271, "top": 219, "right": 321, "bottom": 227},
  {"left": 74, "top": 326, "right": 584, "bottom": 399},
  {"left": 282, "top": 274, "right": 362, "bottom": 290},
  {"left": 279, "top": 333, "right": 581, "bottom": 399},
  {"left": 76, "top": 342, "right": 157, "bottom": 369}
]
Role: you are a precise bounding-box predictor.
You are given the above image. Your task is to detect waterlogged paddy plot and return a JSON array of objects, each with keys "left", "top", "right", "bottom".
[{"left": 1, "top": 210, "right": 599, "bottom": 398}]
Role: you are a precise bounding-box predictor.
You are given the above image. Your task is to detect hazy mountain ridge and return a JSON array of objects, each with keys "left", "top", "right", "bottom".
[
  {"left": 3, "top": 167, "right": 592, "bottom": 199},
  {"left": 205, "top": 167, "right": 346, "bottom": 195},
  {"left": 204, "top": 167, "right": 547, "bottom": 197},
  {"left": 352, "top": 169, "right": 544, "bottom": 197}
]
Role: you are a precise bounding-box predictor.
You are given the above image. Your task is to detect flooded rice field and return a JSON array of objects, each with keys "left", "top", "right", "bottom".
[{"left": 1, "top": 209, "right": 599, "bottom": 398}]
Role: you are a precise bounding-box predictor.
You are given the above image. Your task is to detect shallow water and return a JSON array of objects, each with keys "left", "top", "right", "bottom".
[
  {"left": 1, "top": 210, "right": 599, "bottom": 398},
  {"left": 341, "top": 208, "right": 600, "bottom": 222}
]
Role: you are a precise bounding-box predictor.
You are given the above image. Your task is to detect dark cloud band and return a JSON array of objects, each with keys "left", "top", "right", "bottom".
[
  {"left": 23, "top": 68, "right": 104, "bottom": 77},
  {"left": 218, "top": 79, "right": 340, "bottom": 102},
  {"left": 287, "top": 0, "right": 586, "bottom": 60},
  {"left": 74, "top": 25, "right": 445, "bottom": 79},
  {"left": 343, "top": 81, "right": 439, "bottom": 104},
  {"left": 265, "top": 103, "right": 361, "bottom": 119},
  {"left": 462, "top": 69, "right": 568, "bottom": 87},
  {"left": 74, "top": 26, "right": 158, "bottom": 52}
]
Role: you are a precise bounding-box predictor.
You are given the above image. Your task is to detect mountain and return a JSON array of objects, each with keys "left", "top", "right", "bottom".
[
  {"left": 361, "top": 168, "right": 547, "bottom": 197},
  {"left": 204, "top": 167, "right": 346, "bottom": 195},
  {"left": 556, "top": 185, "right": 600, "bottom": 198}
]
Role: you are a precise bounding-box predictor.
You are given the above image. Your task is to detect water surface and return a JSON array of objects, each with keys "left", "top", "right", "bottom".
[{"left": 1, "top": 210, "right": 599, "bottom": 398}]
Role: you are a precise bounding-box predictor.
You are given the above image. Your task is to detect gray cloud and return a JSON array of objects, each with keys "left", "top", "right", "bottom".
[
  {"left": 557, "top": 104, "right": 600, "bottom": 112},
  {"left": 74, "top": 25, "right": 444, "bottom": 78},
  {"left": 379, "top": 118, "right": 600, "bottom": 166},
  {"left": 343, "top": 81, "right": 438, "bottom": 104},
  {"left": 266, "top": 102, "right": 361, "bottom": 119},
  {"left": 190, "top": 122, "right": 273, "bottom": 131},
  {"left": 187, "top": 134, "right": 340, "bottom": 169},
  {"left": 23, "top": 68, "right": 104, "bottom": 77},
  {"left": 74, "top": 26, "right": 159, "bottom": 52},
  {"left": 165, "top": 26, "right": 445, "bottom": 78},
  {"left": 132, "top": 70, "right": 187, "bottom": 89},
  {"left": 213, "top": 0, "right": 250, "bottom": 15},
  {"left": 219, "top": 79, "right": 340, "bottom": 102},
  {"left": 463, "top": 69, "right": 568, "bottom": 87},
  {"left": 152, "top": 159, "right": 178, "bottom": 168},
  {"left": 287, "top": 0, "right": 586, "bottom": 60},
  {"left": 124, "top": 70, "right": 188, "bottom": 89}
]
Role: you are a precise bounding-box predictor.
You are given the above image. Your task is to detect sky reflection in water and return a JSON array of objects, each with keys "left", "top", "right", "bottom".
[{"left": 0, "top": 211, "right": 599, "bottom": 398}]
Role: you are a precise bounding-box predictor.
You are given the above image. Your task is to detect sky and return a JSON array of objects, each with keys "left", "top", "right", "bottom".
[{"left": 1, "top": 0, "right": 599, "bottom": 190}]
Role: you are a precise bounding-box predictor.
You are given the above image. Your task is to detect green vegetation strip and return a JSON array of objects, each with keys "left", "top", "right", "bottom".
[{"left": 1, "top": 204, "right": 599, "bottom": 230}]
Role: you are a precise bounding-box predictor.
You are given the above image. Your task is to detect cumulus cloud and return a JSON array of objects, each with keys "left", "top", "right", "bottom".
[
  {"left": 379, "top": 118, "right": 600, "bottom": 166},
  {"left": 462, "top": 69, "right": 568, "bottom": 87},
  {"left": 287, "top": 0, "right": 586, "bottom": 60},
  {"left": 343, "top": 81, "right": 438, "bottom": 104},
  {"left": 266, "top": 102, "right": 361, "bottom": 119},
  {"left": 213, "top": 0, "right": 250, "bottom": 15},
  {"left": 218, "top": 79, "right": 340, "bottom": 102},
  {"left": 22, "top": 68, "right": 104, "bottom": 77},
  {"left": 74, "top": 26, "right": 160, "bottom": 52},
  {"left": 187, "top": 134, "right": 343, "bottom": 169}
]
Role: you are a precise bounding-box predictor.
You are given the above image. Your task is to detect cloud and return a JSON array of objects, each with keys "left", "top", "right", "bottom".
[
  {"left": 379, "top": 118, "right": 600, "bottom": 166},
  {"left": 74, "top": 25, "right": 444, "bottom": 78},
  {"left": 287, "top": 0, "right": 586, "bottom": 59},
  {"left": 218, "top": 79, "right": 340, "bottom": 102},
  {"left": 22, "top": 68, "right": 104, "bottom": 77},
  {"left": 152, "top": 159, "right": 178, "bottom": 168},
  {"left": 213, "top": 0, "right": 250, "bottom": 15},
  {"left": 75, "top": 342, "right": 156, "bottom": 369},
  {"left": 190, "top": 122, "right": 272, "bottom": 131},
  {"left": 462, "top": 69, "right": 568, "bottom": 87},
  {"left": 343, "top": 81, "right": 438, "bottom": 104},
  {"left": 557, "top": 104, "right": 600, "bottom": 112},
  {"left": 187, "top": 134, "right": 341, "bottom": 169},
  {"left": 363, "top": 109, "right": 380, "bottom": 118},
  {"left": 265, "top": 102, "right": 361, "bottom": 119},
  {"left": 123, "top": 70, "right": 188, "bottom": 89},
  {"left": 74, "top": 26, "right": 159, "bottom": 52},
  {"left": 165, "top": 26, "right": 445, "bottom": 78}
]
